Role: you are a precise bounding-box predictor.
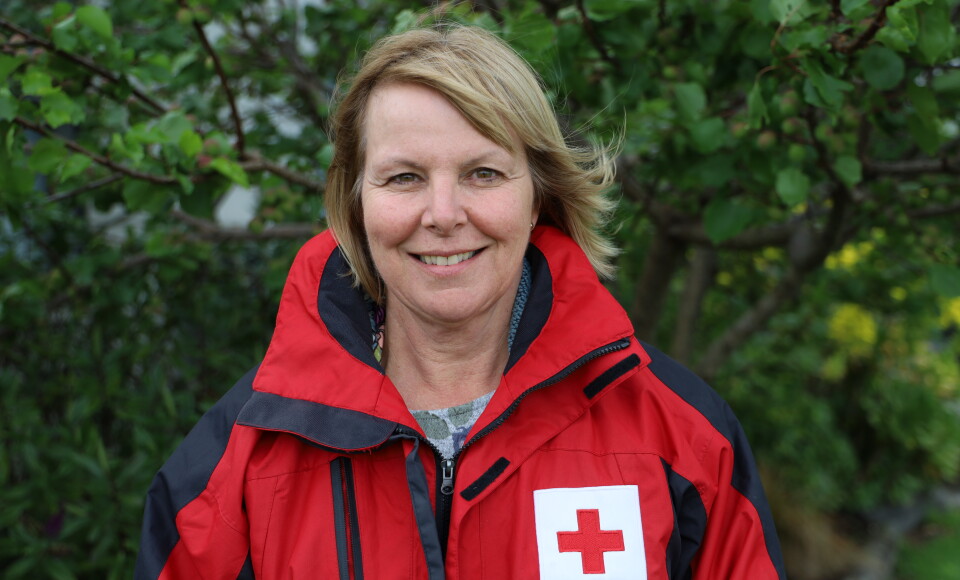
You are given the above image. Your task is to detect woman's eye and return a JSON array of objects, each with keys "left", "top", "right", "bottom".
[
  {"left": 472, "top": 168, "right": 502, "bottom": 182},
  {"left": 390, "top": 173, "right": 419, "bottom": 185}
]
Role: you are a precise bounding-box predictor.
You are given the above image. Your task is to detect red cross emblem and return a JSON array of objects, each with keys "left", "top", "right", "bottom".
[{"left": 556, "top": 509, "right": 626, "bottom": 574}]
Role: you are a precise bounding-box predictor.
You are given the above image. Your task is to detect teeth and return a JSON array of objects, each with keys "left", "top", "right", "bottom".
[{"left": 419, "top": 251, "right": 477, "bottom": 266}]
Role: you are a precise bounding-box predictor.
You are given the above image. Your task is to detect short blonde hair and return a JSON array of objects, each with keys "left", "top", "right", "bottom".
[{"left": 325, "top": 24, "right": 618, "bottom": 303}]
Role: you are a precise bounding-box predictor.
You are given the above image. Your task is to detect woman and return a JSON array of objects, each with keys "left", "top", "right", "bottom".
[{"left": 136, "top": 24, "right": 786, "bottom": 580}]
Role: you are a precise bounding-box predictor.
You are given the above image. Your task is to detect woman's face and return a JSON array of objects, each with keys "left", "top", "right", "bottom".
[{"left": 360, "top": 82, "right": 538, "bottom": 328}]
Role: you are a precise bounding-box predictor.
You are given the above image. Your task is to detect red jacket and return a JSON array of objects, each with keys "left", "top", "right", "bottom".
[{"left": 136, "top": 226, "right": 786, "bottom": 579}]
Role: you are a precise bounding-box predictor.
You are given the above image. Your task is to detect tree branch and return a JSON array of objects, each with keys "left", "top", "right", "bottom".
[
  {"left": 0, "top": 18, "right": 166, "bottom": 115},
  {"left": 616, "top": 164, "right": 679, "bottom": 228},
  {"left": 15, "top": 117, "right": 178, "bottom": 185},
  {"left": 666, "top": 220, "right": 797, "bottom": 250},
  {"left": 907, "top": 200, "right": 960, "bottom": 220},
  {"left": 229, "top": 13, "right": 329, "bottom": 131},
  {"left": 697, "top": 187, "right": 853, "bottom": 381},
  {"left": 185, "top": 9, "right": 246, "bottom": 155},
  {"left": 833, "top": 0, "right": 900, "bottom": 54},
  {"left": 45, "top": 173, "right": 124, "bottom": 204},
  {"left": 630, "top": 228, "right": 687, "bottom": 341},
  {"left": 240, "top": 151, "right": 324, "bottom": 191},
  {"left": 575, "top": 0, "right": 619, "bottom": 72},
  {"left": 863, "top": 156, "right": 960, "bottom": 177},
  {"left": 671, "top": 246, "right": 716, "bottom": 365},
  {"left": 171, "top": 209, "right": 320, "bottom": 240}
]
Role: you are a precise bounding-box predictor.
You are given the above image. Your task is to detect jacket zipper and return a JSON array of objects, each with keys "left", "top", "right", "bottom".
[
  {"left": 436, "top": 457, "right": 456, "bottom": 556},
  {"left": 431, "top": 337, "right": 631, "bottom": 555}
]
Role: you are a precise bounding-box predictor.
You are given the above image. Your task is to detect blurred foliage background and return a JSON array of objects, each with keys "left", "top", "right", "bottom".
[{"left": 1, "top": 0, "right": 959, "bottom": 578}]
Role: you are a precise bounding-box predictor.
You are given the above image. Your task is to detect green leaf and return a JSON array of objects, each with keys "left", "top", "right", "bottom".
[
  {"left": 27, "top": 139, "right": 68, "bottom": 174},
  {"left": 747, "top": 82, "right": 768, "bottom": 129},
  {"left": 770, "top": 0, "right": 806, "bottom": 24},
  {"left": 51, "top": 15, "right": 78, "bottom": 52},
  {"left": 802, "top": 78, "right": 827, "bottom": 108},
  {"left": 690, "top": 155, "right": 737, "bottom": 188},
  {"left": 688, "top": 117, "right": 726, "bottom": 153},
  {"left": 833, "top": 156, "right": 862, "bottom": 187},
  {"left": 76, "top": 5, "right": 113, "bottom": 40},
  {"left": 782, "top": 25, "right": 829, "bottom": 51},
  {"left": 907, "top": 113, "right": 941, "bottom": 154},
  {"left": 917, "top": 0, "right": 954, "bottom": 64},
  {"left": 0, "top": 55, "right": 25, "bottom": 84},
  {"left": 155, "top": 112, "right": 194, "bottom": 145},
  {"left": 840, "top": 0, "right": 872, "bottom": 17},
  {"left": 775, "top": 167, "right": 810, "bottom": 206},
  {"left": 391, "top": 9, "right": 419, "bottom": 35},
  {"left": 886, "top": 5, "right": 920, "bottom": 45},
  {"left": 674, "top": 82, "right": 707, "bottom": 121},
  {"left": 178, "top": 130, "right": 203, "bottom": 158},
  {"left": 930, "top": 264, "right": 960, "bottom": 297},
  {"left": 0, "top": 89, "right": 18, "bottom": 122},
  {"left": 40, "top": 91, "right": 85, "bottom": 128},
  {"left": 209, "top": 157, "right": 249, "bottom": 187},
  {"left": 179, "top": 187, "right": 214, "bottom": 219},
  {"left": 122, "top": 179, "right": 169, "bottom": 213},
  {"left": 860, "top": 46, "right": 904, "bottom": 91},
  {"left": 21, "top": 69, "right": 55, "bottom": 96},
  {"left": 703, "top": 198, "right": 757, "bottom": 243},
  {"left": 876, "top": 26, "right": 912, "bottom": 52},
  {"left": 932, "top": 70, "right": 960, "bottom": 94},
  {"left": 109, "top": 132, "right": 144, "bottom": 164},
  {"left": 804, "top": 60, "right": 853, "bottom": 110},
  {"left": 505, "top": 8, "right": 555, "bottom": 55},
  {"left": 907, "top": 83, "right": 939, "bottom": 123},
  {"left": 61, "top": 154, "right": 92, "bottom": 181}
]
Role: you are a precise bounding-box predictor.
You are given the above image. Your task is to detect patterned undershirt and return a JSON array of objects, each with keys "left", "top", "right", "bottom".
[{"left": 370, "top": 260, "right": 532, "bottom": 459}]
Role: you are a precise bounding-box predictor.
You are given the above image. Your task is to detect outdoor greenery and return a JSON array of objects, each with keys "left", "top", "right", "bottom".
[{"left": 1, "top": 0, "right": 959, "bottom": 578}]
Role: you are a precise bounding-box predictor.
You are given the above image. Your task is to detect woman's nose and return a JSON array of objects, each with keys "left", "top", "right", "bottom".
[{"left": 422, "top": 176, "right": 466, "bottom": 233}]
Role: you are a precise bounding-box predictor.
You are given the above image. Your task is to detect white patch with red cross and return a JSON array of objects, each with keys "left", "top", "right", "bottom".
[{"left": 533, "top": 485, "right": 646, "bottom": 579}]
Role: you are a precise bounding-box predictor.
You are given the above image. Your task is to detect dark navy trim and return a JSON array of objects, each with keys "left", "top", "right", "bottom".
[
  {"left": 237, "top": 391, "right": 396, "bottom": 451},
  {"left": 583, "top": 354, "right": 640, "bottom": 399},
  {"left": 643, "top": 343, "right": 787, "bottom": 579},
  {"left": 394, "top": 432, "right": 446, "bottom": 580},
  {"left": 331, "top": 458, "right": 351, "bottom": 580},
  {"left": 505, "top": 244, "right": 552, "bottom": 372},
  {"left": 460, "top": 457, "right": 510, "bottom": 501},
  {"left": 236, "top": 553, "right": 254, "bottom": 579},
  {"left": 318, "top": 248, "right": 383, "bottom": 372},
  {"left": 661, "top": 459, "right": 706, "bottom": 580},
  {"left": 134, "top": 366, "right": 258, "bottom": 580},
  {"left": 345, "top": 459, "right": 364, "bottom": 580},
  {"left": 331, "top": 457, "right": 364, "bottom": 580}
]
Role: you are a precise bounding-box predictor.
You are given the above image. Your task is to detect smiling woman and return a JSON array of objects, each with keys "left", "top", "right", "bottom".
[
  {"left": 136, "top": 23, "right": 787, "bottom": 580},
  {"left": 360, "top": 82, "right": 538, "bottom": 408}
]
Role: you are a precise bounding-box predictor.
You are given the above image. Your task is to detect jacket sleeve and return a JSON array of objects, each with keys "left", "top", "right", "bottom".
[
  {"left": 642, "top": 343, "right": 786, "bottom": 579},
  {"left": 692, "top": 401, "right": 787, "bottom": 579},
  {"left": 134, "top": 368, "right": 258, "bottom": 580}
]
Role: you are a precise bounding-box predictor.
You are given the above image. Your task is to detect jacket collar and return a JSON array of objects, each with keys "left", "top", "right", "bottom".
[{"left": 238, "top": 226, "right": 635, "bottom": 450}]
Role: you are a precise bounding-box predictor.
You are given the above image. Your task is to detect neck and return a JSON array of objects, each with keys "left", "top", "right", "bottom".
[{"left": 382, "top": 302, "right": 513, "bottom": 411}]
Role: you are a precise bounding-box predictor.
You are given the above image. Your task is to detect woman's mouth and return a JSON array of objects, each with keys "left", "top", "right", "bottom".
[{"left": 417, "top": 250, "right": 479, "bottom": 266}]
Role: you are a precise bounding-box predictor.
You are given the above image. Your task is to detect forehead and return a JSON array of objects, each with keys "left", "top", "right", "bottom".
[{"left": 362, "top": 82, "right": 520, "bottom": 162}]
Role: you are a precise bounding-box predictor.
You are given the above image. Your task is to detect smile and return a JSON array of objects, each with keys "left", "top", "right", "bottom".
[{"left": 417, "top": 250, "right": 478, "bottom": 266}]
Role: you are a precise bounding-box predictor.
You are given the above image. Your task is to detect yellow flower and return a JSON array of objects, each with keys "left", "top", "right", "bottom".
[
  {"left": 940, "top": 297, "right": 960, "bottom": 327},
  {"left": 828, "top": 303, "right": 878, "bottom": 358}
]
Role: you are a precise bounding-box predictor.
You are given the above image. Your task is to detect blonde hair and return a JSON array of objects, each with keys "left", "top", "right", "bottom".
[{"left": 325, "top": 24, "right": 618, "bottom": 303}]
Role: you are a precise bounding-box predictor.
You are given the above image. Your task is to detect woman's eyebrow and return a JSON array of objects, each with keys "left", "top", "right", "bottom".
[
  {"left": 368, "top": 157, "right": 426, "bottom": 173},
  {"left": 459, "top": 149, "right": 518, "bottom": 169}
]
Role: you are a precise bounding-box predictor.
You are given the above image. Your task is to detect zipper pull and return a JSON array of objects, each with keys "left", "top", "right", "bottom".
[{"left": 440, "top": 458, "right": 455, "bottom": 495}]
